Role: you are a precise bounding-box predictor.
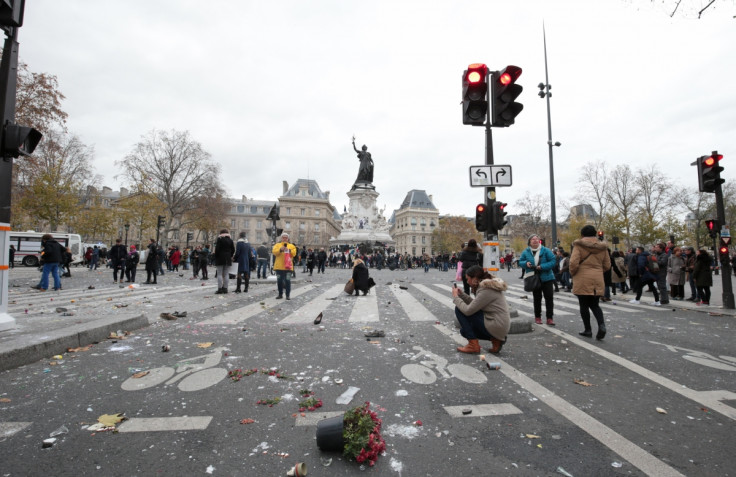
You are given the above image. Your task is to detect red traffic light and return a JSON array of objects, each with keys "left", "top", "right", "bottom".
[
  {"left": 704, "top": 156, "right": 716, "bottom": 167},
  {"left": 476, "top": 204, "right": 486, "bottom": 213},
  {"left": 720, "top": 246, "right": 729, "bottom": 255},
  {"left": 498, "top": 65, "right": 522, "bottom": 86},
  {"left": 706, "top": 220, "right": 717, "bottom": 231},
  {"left": 466, "top": 64, "right": 487, "bottom": 84}
]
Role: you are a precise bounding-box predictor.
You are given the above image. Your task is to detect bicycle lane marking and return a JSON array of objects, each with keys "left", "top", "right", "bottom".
[
  {"left": 197, "top": 284, "right": 315, "bottom": 324},
  {"left": 280, "top": 284, "right": 344, "bottom": 324},
  {"left": 539, "top": 326, "right": 736, "bottom": 421},
  {"left": 432, "top": 324, "right": 687, "bottom": 477}
]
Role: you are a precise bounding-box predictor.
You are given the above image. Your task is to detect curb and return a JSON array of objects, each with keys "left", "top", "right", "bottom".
[
  {"left": 0, "top": 313, "right": 151, "bottom": 372},
  {"left": 509, "top": 315, "right": 534, "bottom": 334}
]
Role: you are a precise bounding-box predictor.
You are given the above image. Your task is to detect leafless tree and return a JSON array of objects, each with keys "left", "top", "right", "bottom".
[
  {"left": 576, "top": 161, "right": 608, "bottom": 228},
  {"left": 605, "top": 164, "right": 640, "bottom": 249}
]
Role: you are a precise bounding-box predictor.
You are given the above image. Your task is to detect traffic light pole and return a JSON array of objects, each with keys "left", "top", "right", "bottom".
[
  {"left": 485, "top": 73, "right": 496, "bottom": 242},
  {"left": 714, "top": 173, "right": 734, "bottom": 309}
]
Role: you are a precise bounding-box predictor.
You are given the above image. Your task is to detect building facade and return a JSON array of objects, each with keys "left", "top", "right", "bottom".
[
  {"left": 276, "top": 179, "right": 342, "bottom": 250},
  {"left": 389, "top": 190, "right": 439, "bottom": 256}
]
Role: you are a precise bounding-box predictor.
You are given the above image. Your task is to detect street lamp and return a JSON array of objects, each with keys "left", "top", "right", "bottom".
[
  {"left": 539, "top": 24, "right": 559, "bottom": 246},
  {"left": 124, "top": 223, "right": 130, "bottom": 246}
]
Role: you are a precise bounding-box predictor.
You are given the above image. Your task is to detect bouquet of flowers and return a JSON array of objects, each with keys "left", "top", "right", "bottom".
[{"left": 342, "top": 402, "right": 386, "bottom": 467}]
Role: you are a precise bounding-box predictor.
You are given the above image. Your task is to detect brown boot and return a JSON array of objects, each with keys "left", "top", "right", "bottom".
[
  {"left": 456, "top": 339, "right": 480, "bottom": 354},
  {"left": 488, "top": 338, "right": 504, "bottom": 354}
]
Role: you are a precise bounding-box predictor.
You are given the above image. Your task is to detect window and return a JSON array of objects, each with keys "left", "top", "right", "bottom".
[
  {"left": 313, "top": 234, "right": 320, "bottom": 244},
  {"left": 314, "top": 223, "right": 320, "bottom": 231},
  {"left": 237, "top": 205, "right": 244, "bottom": 213},
  {"left": 301, "top": 208, "right": 306, "bottom": 216},
  {"left": 256, "top": 220, "right": 262, "bottom": 229},
  {"left": 412, "top": 236, "right": 416, "bottom": 244},
  {"left": 251, "top": 206, "right": 258, "bottom": 213},
  {"left": 299, "top": 222, "right": 306, "bottom": 231},
  {"left": 411, "top": 217, "right": 417, "bottom": 225},
  {"left": 422, "top": 236, "right": 426, "bottom": 244},
  {"left": 315, "top": 209, "right": 320, "bottom": 216},
  {"left": 230, "top": 219, "right": 235, "bottom": 228},
  {"left": 256, "top": 231, "right": 262, "bottom": 241},
  {"left": 286, "top": 207, "right": 291, "bottom": 215},
  {"left": 422, "top": 247, "right": 426, "bottom": 254},
  {"left": 285, "top": 221, "right": 291, "bottom": 230},
  {"left": 243, "top": 220, "right": 250, "bottom": 229},
  {"left": 420, "top": 218, "right": 426, "bottom": 226},
  {"left": 412, "top": 247, "right": 416, "bottom": 256},
  {"left": 263, "top": 207, "right": 269, "bottom": 213}
]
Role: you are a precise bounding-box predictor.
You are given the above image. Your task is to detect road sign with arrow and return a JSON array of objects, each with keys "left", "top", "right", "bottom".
[{"left": 469, "top": 165, "right": 512, "bottom": 187}]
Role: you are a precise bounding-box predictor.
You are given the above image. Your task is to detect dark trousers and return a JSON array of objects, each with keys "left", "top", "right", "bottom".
[
  {"left": 635, "top": 279, "right": 659, "bottom": 301},
  {"left": 455, "top": 307, "right": 492, "bottom": 341},
  {"left": 146, "top": 268, "right": 157, "bottom": 283},
  {"left": 696, "top": 286, "right": 711, "bottom": 303},
  {"left": 533, "top": 280, "right": 555, "bottom": 319},
  {"left": 113, "top": 264, "right": 124, "bottom": 282},
  {"left": 126, "top": 266, "right": 137, "bottom": 282},
  {"left": 577, "top": 295, "right": 604, "bottom": 331}
]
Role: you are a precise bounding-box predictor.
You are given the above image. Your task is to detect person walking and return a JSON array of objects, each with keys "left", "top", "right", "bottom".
[
  {"left": 256, "top": 242, "right": 269, "bottom": 278},
  {"left": 109, "top": 238, "right": 127, "bottom": 284},
  {"left": 452, "top": 265, "right": 510, "bottom": 355},
  {"left": 213, "top": 229, "right": 235, "bottom": 294},
  {"left": 272, "top": 233, "right": 297, "bottom": 299},
  {"left": 458, "top": 239, "right": 483, "bottom": 295},
  {"left": 170, "top": 247, "right": 181, "bottom": 272},
  {"left": 190, "top": 246, "right": 201, "bottom": 279},
  {"left": 233, "top": 232, "right": 252, "bottom": 293},
  {"left": 667, "top": 246, "right": 687, "bottom": 300},
  {"left": 569, "top": 225, "right": 611, "bottom": 340},
  {"left": 38, "top": 234, "right": 63, "bottom": 291},
  {"left": 684, "top": 247, "right": 699, "bottom": 301},
  {"left": 654, "top": 242, "right": 670, "bottom": 305},
  {"left": 306, "top": 248, "right": 316, "bottom": 276},
  {"left": 693, "top": 248, "right": 713, "bottom": 306},
  {"left": 519, "top": 235, "right": 557, "bottom": 325},
  {"left": 61, "top": 247, "right": 73, "bottom": 277},
  {"left": 8, "top": 244, "right": 15, "bottom": 268},
  {"left": 144, "top": 239, "right": 158, "bottom": 284},
  {"left": 125, "top": 245, "right": 139, "bottom": 282},
  {"left": 629, "top": 246, "right": 660, "bottom": 305},
  {"left": 89, "top": 245, "right": 100, "bottom": 270},
  {"left": 199, "top": 244, "right": 210, "bottom": 280},
  {"left": 317, "top": 247, "right": 327, "bottom": 274},
  {"left": 610, "top": 250, "right": 628, "bottom": 294}
]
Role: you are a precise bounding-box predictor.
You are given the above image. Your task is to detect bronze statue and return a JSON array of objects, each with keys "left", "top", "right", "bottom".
[{"left": 352, "top": 136, "right": 374, "bottom": 189}]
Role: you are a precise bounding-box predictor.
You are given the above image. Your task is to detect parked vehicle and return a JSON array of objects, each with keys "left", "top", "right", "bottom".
[{"left": 8, "top": 231, "right": 82, "bottom": 267}]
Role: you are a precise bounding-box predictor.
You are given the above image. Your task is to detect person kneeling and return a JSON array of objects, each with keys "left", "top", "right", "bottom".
[{"left": 452, "top": 265, "right": 511, "bottom": 354}]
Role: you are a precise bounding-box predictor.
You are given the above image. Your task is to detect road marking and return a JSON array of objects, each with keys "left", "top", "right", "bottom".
[
  {"left": 117, "top": 416, "right": 213, "bottom": 432},
  {"left": 433, "top": 323, "right": 686, "bottom": 476},
  {"left": 444, "top": 403, "right": 522, "bottom": 418},
  {"left": 198, "top": 285, "right": 315, "bottom": 324},
  {"left": 295, "top": 411, "right": 343, "bottom": 426},
  {"left": 389, "top": 286, "right": 437, "bottom": 321},
  {"left": 280, "top": 284, "right": 344, "bottom": 324},
  {"left": 349, "top": 291, "right": 379, "bottom": 322},
  {"left": 413, "top": 284, "right": 453, "bottom": 309},
  {"left": 0, "top": 422, "right": 32, "bottom": 437},
  {"left": 541, "top": 326, "right": 736, "bottom": 421}
]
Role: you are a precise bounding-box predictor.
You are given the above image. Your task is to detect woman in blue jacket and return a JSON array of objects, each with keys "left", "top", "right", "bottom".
[{"left": 519, "top": 235, "right": 557, "bottom": 325}]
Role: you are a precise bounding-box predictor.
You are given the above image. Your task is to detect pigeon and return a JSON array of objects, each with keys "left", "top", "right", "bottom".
[{"left": 314, "top": 312, "right": 323, "bottom": 325}]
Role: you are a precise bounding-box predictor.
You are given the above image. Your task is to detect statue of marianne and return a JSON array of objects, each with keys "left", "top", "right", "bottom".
[{"left": 352, "top": 136, "right": 374, "bottom": 188}]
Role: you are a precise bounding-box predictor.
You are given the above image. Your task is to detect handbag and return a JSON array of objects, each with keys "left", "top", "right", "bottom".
[
  {"left": 284, "top": 250, "right": 293, "bottom": 270},
  {"left": 524, "top": 273, "right": 541, "bottom": 292},
  {"left": 248, "top": 250, "right": 256, "bottom": 270},
  {"left": 344, "top": 278, "right": 355, "bottom": 294},
  {"left": 455, "top": 261, "right": 463, "bottom": 281}
]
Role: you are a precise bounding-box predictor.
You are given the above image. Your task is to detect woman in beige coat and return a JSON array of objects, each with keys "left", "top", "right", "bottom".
[
  {"left": 452, "top": 265, "right": 511, "bottom": 354},
  {"left": 569, "top": 225, "right": 611, "bottom": 340}
]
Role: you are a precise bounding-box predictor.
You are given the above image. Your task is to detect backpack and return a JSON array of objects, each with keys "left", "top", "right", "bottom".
[{"left": 649, "top": 255, "right": 660, "bottom": 273}]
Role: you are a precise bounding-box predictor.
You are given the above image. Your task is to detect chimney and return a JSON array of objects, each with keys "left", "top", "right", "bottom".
[
  {"left": 429, "top": 194, "right": 433, "bottom": 203},
  {"left": 283, "top": 181, "right": 289, "bottom": 194},
  {"left": 242, "top": 195, "right": 246, "bottom": 202},
  {"left": 120, "top": 187, "right": 128, "bottom": 197},
  {"left": 325, "top": 190, "right": 330, "bottom": 199},
  {"left": 103, "top": 186, "right": 112, "bottom": 194}
]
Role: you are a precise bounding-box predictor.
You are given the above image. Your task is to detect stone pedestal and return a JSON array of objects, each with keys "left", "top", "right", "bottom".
[{"left": 331, "top": 188, "right": 393, "bottom": 246}]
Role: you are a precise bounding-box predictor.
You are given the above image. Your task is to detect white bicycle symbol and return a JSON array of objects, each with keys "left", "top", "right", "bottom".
[
  {"left": 121, "top": 347, "right": 229, "bottom": 392},
  {"left": 400, "top": 345, "right": 487, "bottom": 384},
  {"left": 650, "top": 341, "right": 736, "bottom": 372}
]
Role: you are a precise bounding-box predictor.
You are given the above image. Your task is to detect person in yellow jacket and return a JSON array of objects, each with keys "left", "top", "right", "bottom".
[{"left": 272, "top": 232, "right": 297, "bottom": 299}]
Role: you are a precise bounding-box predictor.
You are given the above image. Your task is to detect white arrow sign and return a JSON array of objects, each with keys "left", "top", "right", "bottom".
[{"left": 469, "top": 165, "right": 512, "bottom": 187}]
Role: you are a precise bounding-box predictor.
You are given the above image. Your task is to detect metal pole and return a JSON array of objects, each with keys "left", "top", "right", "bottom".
[{"left": 543, "top": 24, "right": 557, "bottom": 246}]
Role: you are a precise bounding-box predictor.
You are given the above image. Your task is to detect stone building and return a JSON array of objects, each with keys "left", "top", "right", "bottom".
[
  {"left": 389, "top": 190, "right": 439, "bottom": 256},
  {"left": 224, "top": 197, "right": 277, "bottom": 245},
  {"left": 276, "top": 179, "right": 342, "bottom": 250}
]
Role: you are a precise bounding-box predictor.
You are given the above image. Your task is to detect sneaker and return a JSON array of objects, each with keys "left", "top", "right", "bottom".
[
  {"left": 629, "top": 299, "right": 640, "bottom": 304},
  {"left": 276, "top": 295, "right": 283, "bottom": 299},
  {"left": 535, "top": 317, "right": 542, "bottom": 324},
  {"left": 696, "top": 301, "right": 709, "bottom": 306},
  {"left": 652, "top": 301, "right": 661, "bottom": 306},
  {"left": 546, "top": 318, "right": 555, "bottom": 326}
]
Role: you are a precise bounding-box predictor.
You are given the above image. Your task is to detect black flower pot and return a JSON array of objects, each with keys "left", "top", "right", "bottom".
[{"left": 316, "top": 415, "right": 345, "bottom": 452}]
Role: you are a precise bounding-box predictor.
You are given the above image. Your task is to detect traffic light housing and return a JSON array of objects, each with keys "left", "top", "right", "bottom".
[
  {"left": 462, "top": 63, "right": 488, "bottom": 126},
  {"left": 186, "top": 232, "right": 194, "bottom": 241},
  {"left": 697, "top": 153, "right": 724, "bottom": 193},
  {"left": 475, "top": 203, "right": 489, "bottom": 231},
  {"left": 597, "top": 230, "right": 604, "bottom": 241},
  {"left": 2, "top": 122, "right": 42, "bottom": 158},
  {"left": 491, "top": 65, "right": 523, "bottom": 127},
  {"left": 705, "top": 219, "right": 720, "bottom": 238},
  {"left": 719, "top": 238, "right": 729, "bottom": 258},
  {"left": 157, "top": 215, "right": 165, "bottom": 229},
  {"left": 491, "top": 202, "right": 508, "bottom": 231}
]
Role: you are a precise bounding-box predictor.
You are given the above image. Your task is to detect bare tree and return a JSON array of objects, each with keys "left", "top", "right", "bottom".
[
  {"left": 576, "top": 161, "right": 608, "bottom": 228},
  {"left": 605, "top": 164, "right": 639, "bottom": 249},
  {"left": 513, "top": 194, "right": 551, "bottom": 240},
  {"left": 116, "top": 129, "right": 223, "bottom": 246}
]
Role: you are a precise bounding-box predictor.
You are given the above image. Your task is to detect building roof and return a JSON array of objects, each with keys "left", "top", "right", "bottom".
[
  {"left": 398, "top": 190, "right": 437, "bottom": 210},
  {"left": 281, "top": 179, "right": 329, "bottom": 200}
]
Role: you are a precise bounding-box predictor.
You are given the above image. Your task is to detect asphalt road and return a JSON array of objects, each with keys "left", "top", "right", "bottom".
[{"left": 0, "top": 265, "right": 735, "bottom": 476}]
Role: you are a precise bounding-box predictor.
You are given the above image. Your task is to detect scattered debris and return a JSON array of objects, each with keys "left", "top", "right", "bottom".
[
  {"left": 42, "top": 437, "right": 57, "bottom": 448},
  {"left": 656, "top": 407, "right": 668, "bottom": 414},
  {"left": 486, "top": 362, "right": 501, "bottom": 370},
  {"left": 414, "top": 420, "right": 422, "bottom": 426},
  {"left": 161, "top": 345, "right": 171, "bottom": 352},
  {"left": 67, "top": 345, "right": 93, "bottom": 353},
  {"left": 399, "top": 285, "right": 408, "bottom": 290},
  {"left": 55, "top": 307, "right": 68, "bottom": 313},
  {"left": 160, "top": 313, "right": 177, "bottom": 320},
  {"left": 364, "top": 330, "right": 385, "bottom": 337},
  {"left": 239, "top": 418, "right": 255, "bottom": 425},
  {"left": 197, "top": 342, "right": 214, "bottom": 348},
  {"left": 0, "top": 398, "right": 11, "bottom": 403},
  {"left": 525, "top": 434, "right": 540, "bottom": 439},
  {"left": 132, "top": 371, "right": 150, "bottom": 379},
  {"left": 574, "top": 378, "right": 593, "bottom": 387},
  {"left": 256, "top": 397, "right": 282, "bottom": 407},
  {"left": 336, "top": 386, "right": 360, "bottom": 405},
  {"left": 462, "top": 409, "right": 472, "bottom": 415},
  {"left": 556, "top": 467, "right": 573, "bottom": 477},
  {"left": 314, "top": 312, "right": 323, "bottom": 325},
  {"left": 172, "top": 311, "right": 187, "bottom": 318}
]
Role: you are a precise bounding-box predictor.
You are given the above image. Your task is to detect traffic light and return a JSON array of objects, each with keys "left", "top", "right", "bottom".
[
  {"left": 597, "top": 230, "right": 604, "bottom": 241},
  {"left": 186, "top": 232, "right": 194, "bottom": 241},
  {"left": 157, "top": 215, "right": 165, "bottom": 228},
  {"left": 491, "top": 65, "right": 523, "bottom": 127},
  {"left": 491, "top": 202, "right": 508, "bottom": 231},
  {"left": 697, "top": 153, "right": 724, "bottom": 193},
  {"left": 475, "top": 203, "right": 489, "bottom": 231},
  {"left": 705, "top": 219, "right": 720, "bottom": 238},
  {"left": 718, "top": 238, "right": 729, "bottom": 258},
  {"left": 2, "top": 122, "right": 42, "bottom": 158},
  {"left": 462, "top": 63, "right": 488, "bottom": 126}
]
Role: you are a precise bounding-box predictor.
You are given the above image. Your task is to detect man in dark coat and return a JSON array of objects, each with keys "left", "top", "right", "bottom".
[
  {"left": 39, "top": 234, "right": 63, "bottom": 291},
  {"left": 233, "top": 232, "right": 252, "bottom": 293},
  {"left": 109, "top": 238, "right": 128, "bottom": 284},
  {"left": 214, "top": 229, "right": 235, "bottom": 294},
  {"left": 145, "top": 239, "right": 158, "bottom": 284}
]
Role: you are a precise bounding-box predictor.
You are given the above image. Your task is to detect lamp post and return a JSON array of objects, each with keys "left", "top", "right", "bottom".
[
  {"left": 538, "top": 24, "right": 559, "bottom": 247},
  {"left": 124, "top": 223, "right": 130, "bottom": 246}
]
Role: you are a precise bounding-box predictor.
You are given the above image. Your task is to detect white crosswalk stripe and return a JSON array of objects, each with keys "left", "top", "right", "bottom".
[
  {"left": 199, "top": 285, "right": 315, "bottom": 325},
  {"left": 389, "top": 285, "right": 438, "bottom": 321},
  {"left": 348, "top": 289, "right": 380, "bottom": 322},
  {"left": 280, "top": 284, "right": 345, "bottom": 324},
  {"left": 413, "top": 284, "right": 454, "bottom": 309}
]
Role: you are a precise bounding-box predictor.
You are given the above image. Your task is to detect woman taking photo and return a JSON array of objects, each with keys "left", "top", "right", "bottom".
[
  {"left": 569, "top": 225, "right": 611, "bottom": 340},
  {"left": 452, "top": 265, "right": 510, "bottom": 354}
]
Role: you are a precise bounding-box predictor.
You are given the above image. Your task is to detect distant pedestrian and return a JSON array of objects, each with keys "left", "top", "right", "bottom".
[
  {"left": 233, "top": 232, "right": 252, "bottom": 293},
  {"left": 629, "top": 246, "right": 660, "bottom": 306},
  {"left": 272, "top": 233, "right": 297, "bottom": 299},
  {"left": 214, "top": 229, "right": 235, "bottom": 294},
  {"left": 145, "top": 239, "right": 158, "bottom": 284},
  {"left": 199, "top": 244, "right": 210, "bottom": 279},
  {"left": 8, "top": 244, "right": 15, "bottom": 268},
  {"left": 38, "top": 234, "right": 63, "bottom": 291},
  {"left": 89, "top": 246, "right": 100, "bottom": 270},
  {"left": 317, "top": 248, "right": 327, "bottom": 274},
  {"left": 693, "top": 248, "right": 712, "bottom": 306},
  {"left": 170, "top": 247, "right": 181, "bottom": 272},
  {"left": 62, "top": 247, "right": 73, "bottom": 277},
  {"left": 654, "top": 243, "right": 670, "bottom": 305},
  {"left": 306, "top": 248, "right": 316, "bottom": 276},
  {"left": 125, "top": 245, "right": 139, "bottom": 282},
  {"left": 109, "top": 238, "right": 127, "bottom": 284},
  {"left": 667, "top": 247, "right": 686, "bottom": 300},
  {"left": 256, "top": 242, "right": 270, "bottom": 278},
  {"left": 519, "top": 235, "right": 557, "bottom": 326}
]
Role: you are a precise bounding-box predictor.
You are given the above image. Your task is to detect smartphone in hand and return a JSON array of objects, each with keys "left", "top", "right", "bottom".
[{"left": 453, "top": 282, "right": 457, "bottom": 288}]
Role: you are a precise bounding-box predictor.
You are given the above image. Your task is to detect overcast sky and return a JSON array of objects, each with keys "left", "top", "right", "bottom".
[{"left": 18, "top": 0, "right": 736, "bottom": 218}]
